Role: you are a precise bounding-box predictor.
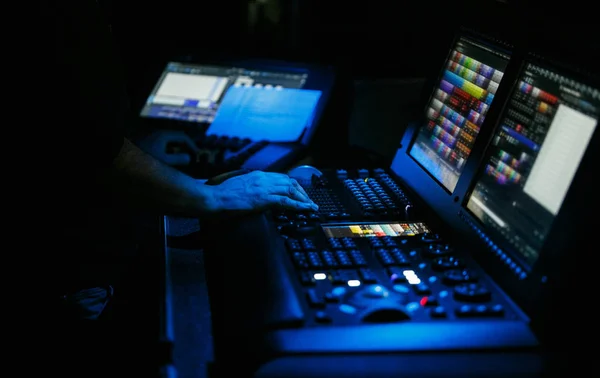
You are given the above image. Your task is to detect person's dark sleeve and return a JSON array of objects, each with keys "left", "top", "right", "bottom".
[{"left": 35, "top": 1, "right": 131, "bottom": 176}]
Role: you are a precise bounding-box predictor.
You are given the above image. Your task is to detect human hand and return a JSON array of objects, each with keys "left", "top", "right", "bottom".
[
  {"left": 205, "top": 169, "right": 252, "bottom": 186},
  {"left": 137, "top": 130, "right": 199, "bottom": 166},
  {"left": 208, "top": 170, "right": 318, "bottom": 213}
]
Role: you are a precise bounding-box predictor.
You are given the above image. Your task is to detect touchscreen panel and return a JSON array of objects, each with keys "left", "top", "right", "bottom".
[
  {"left": 409, "top": 36, "right": 511, "bottom": 192},
  {"left": 465, "top": 62, "right": 599, "bottom": 268},
  {"left": 321, "top": 222, "right": 431, "bottom": 238}
]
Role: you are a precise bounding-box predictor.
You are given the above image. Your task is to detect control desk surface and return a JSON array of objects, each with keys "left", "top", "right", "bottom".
[
  {"left": 273, "top": 168, "right": 530, "bottom": 329},
  {"left": 202, "top": 167, "right": 542, "bottom": 377}
]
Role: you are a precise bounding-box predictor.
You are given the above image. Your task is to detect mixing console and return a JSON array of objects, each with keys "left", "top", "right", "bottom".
[
  {"left": 270, "top": 168, "right": 528, "bottom": 327},
  {"left": 276, "top": 168, "right": 413, "bottom": 225}
]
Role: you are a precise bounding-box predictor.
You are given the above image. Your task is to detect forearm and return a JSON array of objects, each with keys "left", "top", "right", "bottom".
[{"left": 106, "top": 138, "right": 216, "bottom": 218}]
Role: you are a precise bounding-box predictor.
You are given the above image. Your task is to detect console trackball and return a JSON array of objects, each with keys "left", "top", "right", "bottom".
[
  {"left": 288, "top": 165, "right": 323, "bottom": 182},
  {"left": 361, "top": 307, "right": 410, "bottom": 323}
]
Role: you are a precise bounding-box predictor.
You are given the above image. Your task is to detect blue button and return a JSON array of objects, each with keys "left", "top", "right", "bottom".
[
  {"left": 406, "top": 302, "right": 420, "bottom": 312},
  {"left": 393, "top": 284, "right": 410, "bottom": 293},
  {"left": 339, "top": 304, "right": 357, "bottom": 314},
  {"left": 363, "top": 285, "right": 388, "bottom": 298}
]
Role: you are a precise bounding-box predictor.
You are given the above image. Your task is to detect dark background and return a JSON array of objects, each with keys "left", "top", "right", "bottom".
[
  {"left": 99, "top": 0, "right": 599, "bottom": 161},
  {"left": 93, "top": 2, "right": 598, "bottom": 376},
  {"left": 102, "top": 0, "right": 599, "bottom": 89}
]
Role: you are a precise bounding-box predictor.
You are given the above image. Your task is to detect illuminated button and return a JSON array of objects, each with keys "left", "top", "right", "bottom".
[
  {"left": 313, "top": 273, "right": 327, "bottom": 281},
  {"left": 339, "top": 304, "right": 357, "bottom": 315},
  {"left": 406, "top": 302, "right": 420, "bottom": 312},
  {"left": 348, "top": 280, "right": 361, "bottom": 287},
  {"left": 406, "top": 276, "right": 421, "bottom": 285},
  {"left": 443, "top": 269, "right": 477, "bottom": 285},
  {"left": 331, "top": 287, "right": 347, "bottom": 297},
  {"left": 404, "top": 270, "right": 421, "bottom": 285},
  {"left": 393, "top": 284, "right": 410, "bottom": 294},
  {"left": 455, "top": 305, "right": 474, "bottom": 317},
  {"left": 362, "top": 284, "right": 388, "bottom": 298},
  {"left": 414, "top": 284, "right": 431, "bottom": 295},
  {"left": 430, "top": 306, "right": 447, "bottom": 318},
  {"left": 432, "top": 256, "right": 464, "bottom": 271},
  {"left": 387, "top": 267, "right": 408, "bottom": 283},
  {"left": 425, "top": 243, "right": 453, "bottom": 256},
  {"left": 454, "top": 283, "right": 492, "bottom": 302},
  {"left": 490, "top": 304, "right": 505, "bottom": 315}
]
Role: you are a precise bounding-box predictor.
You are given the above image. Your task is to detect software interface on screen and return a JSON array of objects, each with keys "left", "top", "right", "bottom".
[
  {"left": 466, "top": 63, "right": 599, "bottom": 267},
  {"left": 321, "top": 222, "right": 431, "bottom": 238},
  {"left": 140, "top": 62, "right": 308, "bottom": 124},
  {"left": 409, "top": 37, "right": 511, "bottom": 192}
]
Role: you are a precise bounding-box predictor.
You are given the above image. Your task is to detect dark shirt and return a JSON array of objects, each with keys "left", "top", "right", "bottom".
[{"left": 32, "top": 1, "right": 137, "bottom": 292}]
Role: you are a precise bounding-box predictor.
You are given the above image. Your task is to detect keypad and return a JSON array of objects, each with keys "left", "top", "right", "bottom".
[{"left": 273, "top": 168, "right": 519, "bottom": 327}]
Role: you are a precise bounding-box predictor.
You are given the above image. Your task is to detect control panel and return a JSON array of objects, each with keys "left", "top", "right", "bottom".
[
  {"left": 272, "top": 168, "right": 528, "bottom": 327},
  {"left": 277, "top": 168, "right": 414, "bottom": 228}
]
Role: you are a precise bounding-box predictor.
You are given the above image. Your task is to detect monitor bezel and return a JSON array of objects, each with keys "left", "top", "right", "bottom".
[
  {"left": 137, "top": 58, "right": 336, "bottom": 147},
  {"left": 462, "top": 56, "right": 600, "bottom": 271},
  {"left": 403, "top": 32, "right": 513, "bottom": 196},
  {"left": 388, "top": 29, "right": 521, "bottom": 225},
  {"left": 455, "top": 54, "right": 600, "bottom": 313}
]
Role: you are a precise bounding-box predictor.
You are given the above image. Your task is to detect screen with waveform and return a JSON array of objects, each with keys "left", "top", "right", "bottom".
[
  {"left": 409, "top": 36, "right": 511, "bottom": 193},
  {"left": 465, "top": 62, "right": 600, "bottom": 268}
]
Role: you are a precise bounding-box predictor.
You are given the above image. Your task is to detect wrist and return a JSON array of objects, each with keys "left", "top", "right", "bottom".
[{"left": 191, "top": 181, "right": 221, "bottom": 216}]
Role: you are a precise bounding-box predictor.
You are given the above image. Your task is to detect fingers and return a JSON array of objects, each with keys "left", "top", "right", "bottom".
[
  {"left": 248, "top": 171, "right": 318, "bottom": 211},
  {"left": 291, "top": 179, "right": 311, "bottom": 202},
  {"left": 270, "top": 184, "right": 315, "bottom": 206},
  {"left": 251, "top": 171, "right": 312, "bottom": 202},
  {"left": 264, "top": 195, "right": 318, "bottom": 211}
]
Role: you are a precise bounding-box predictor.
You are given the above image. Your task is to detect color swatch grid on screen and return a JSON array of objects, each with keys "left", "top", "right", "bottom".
[
  {"left": 321, "top": 223, "right": 432, "bottom": 238},
  {"left": 466, "top": 62, "right": 600, "bottom": 266},
  {"left": 409, "top": 37, "right": 510, "bottom": 192},
  {"left": 483, "top": 65, "right": 564, "bottom": 186},
  {"left": 428, "top": 51, "right": 503, "bottom": 165}
]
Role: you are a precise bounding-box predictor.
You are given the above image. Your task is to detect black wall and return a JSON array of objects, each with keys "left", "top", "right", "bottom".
[{"left": 103, "top": 0, "right": 599, "bottom": 110}]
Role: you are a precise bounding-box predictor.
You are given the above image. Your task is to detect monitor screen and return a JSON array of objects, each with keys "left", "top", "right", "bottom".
[
  {"left": 321, "top": 222, "right": 431, "bottom": 238},
  {"left": 409, "top": 36, "right": 511, "bottom": 193},
  {"left": 465, "top": 62, "right": 600, "bottom": 268},
  {"left": 140, "top": 62, "right": 309, "bottom": 124}
]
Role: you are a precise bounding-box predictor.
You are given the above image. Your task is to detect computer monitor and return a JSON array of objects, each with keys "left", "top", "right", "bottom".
[
  {"left": 464, "top": 61, "right": 600, "bottom": 270},
  {"left": 408, "top": 36, "right": 511, "bottom": 193},
  {"left": 139, "top": 61, "right": 325, "bottom": 143},
  {"left": 140, "top": 62, "right": 309, "bottom": 124}
]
